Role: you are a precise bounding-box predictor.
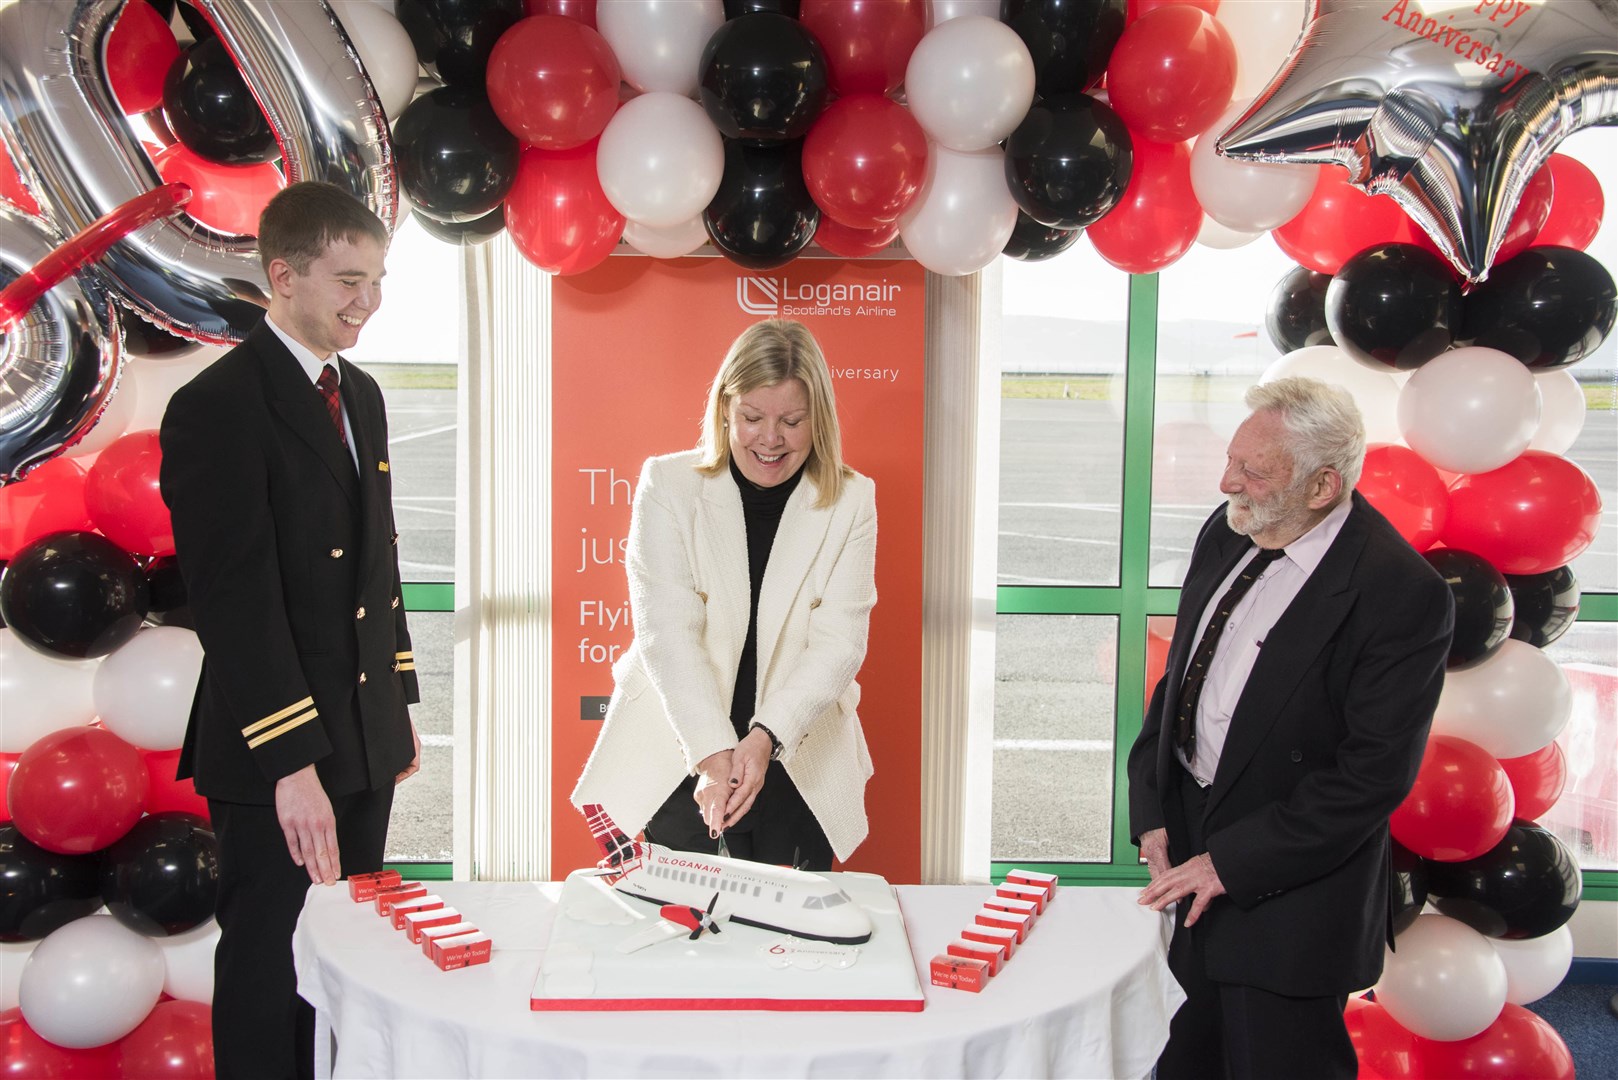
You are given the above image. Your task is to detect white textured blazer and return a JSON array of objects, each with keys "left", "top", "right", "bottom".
[{"left": 572, "top": 449, "right": 877, "bottom": 861}]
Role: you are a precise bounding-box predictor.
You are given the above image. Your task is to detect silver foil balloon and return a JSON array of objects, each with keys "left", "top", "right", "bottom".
[
  {"left": 0, "top": 0, "right": 397, "bottom": 344},
  {"left": 1218, "top": 0, "right": 1618, "bottom": 284},
  {"left": 0, "top": 206, "right": 120, "bottom": 484}
]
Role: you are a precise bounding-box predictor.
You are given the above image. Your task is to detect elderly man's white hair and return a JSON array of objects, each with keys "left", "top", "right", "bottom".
[{"left": 1245, "top": 377, "right": 1366, "bottom": 496}]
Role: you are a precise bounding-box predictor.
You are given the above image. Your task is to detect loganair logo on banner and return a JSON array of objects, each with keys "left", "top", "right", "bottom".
[{"left": 736, "top": 275, "right": 904, "bottom": 319}]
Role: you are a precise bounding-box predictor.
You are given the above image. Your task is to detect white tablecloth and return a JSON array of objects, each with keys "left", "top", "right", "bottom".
[{"left": 293, "top": 880, "right": 1184, "bottom": 1079}]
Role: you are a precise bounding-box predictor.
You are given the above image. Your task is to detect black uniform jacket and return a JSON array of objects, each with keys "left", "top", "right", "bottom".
[
  {"left": 159, "top": 321, "right": 419, "bottom": 804},
  {"left": 1128, "top": 493, "right": 1454, "bottom": 998}
]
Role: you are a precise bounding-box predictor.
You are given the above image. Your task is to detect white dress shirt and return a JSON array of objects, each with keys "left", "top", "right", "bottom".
[
  {"left": 266, "top": 315, "right": 358, "bottom": 472},
  {"left": 1179, "top": 497, "right": 1354, "bottom": 785}
]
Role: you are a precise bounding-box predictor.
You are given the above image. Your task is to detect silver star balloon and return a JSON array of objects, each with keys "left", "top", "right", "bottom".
[{"left": 1217, "top": 0, "right": 1618, "bottom": 283}]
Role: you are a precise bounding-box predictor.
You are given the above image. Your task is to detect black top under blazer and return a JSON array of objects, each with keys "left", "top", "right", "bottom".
[
  {"left": 1128, "top": 493, "right": 1454, "bottom": 998},
  {"left": 159, "top": 321, "right": 419, "bottom": 803}
]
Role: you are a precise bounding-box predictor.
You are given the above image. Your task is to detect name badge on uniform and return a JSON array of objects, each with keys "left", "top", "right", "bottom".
[{"left": 378, "top": 461, "right": 389, "bottom": 472}]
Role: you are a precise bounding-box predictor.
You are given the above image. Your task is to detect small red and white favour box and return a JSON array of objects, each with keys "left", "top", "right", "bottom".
[
  {"left": 1005, "top": 869, "right": 1058, "bottom": 901},
  {"left": 995, "top": 881, "right": 1048, "bottom": 914},
  {"left": 975, "top": 907, "right": 1032, "bottom": 943},
  {"left": 419, "top": 921, "right": 479, "bottom": 957},
  {"left": 930, "top": 954, "right": 990, "bottom": 993},
  {"left": 402, "top": 906, "right": 462, "bottom": 944},
  {"left": 429, "top": 930, "right": 492, "bottom": 971},
  {"left": 389, "top": 895, "right": 444, "bottom": 930},
  {"left": 984, "top": 895, "right": 1039, "bottom": 925},
  {"left": 347, "top": 870, "right": 403, "bottom": 903},
  {"left": 947, "top": 938, "right": 1004, "bottom": 976},
  {"left": 373, "top": 883, "right": 427, "bottom": 916},
  {"left": 961, "top": 924, "right": 1017, "bottom": 959}
]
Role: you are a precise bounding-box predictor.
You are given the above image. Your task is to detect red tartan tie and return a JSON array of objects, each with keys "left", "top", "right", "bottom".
[{"left": 316, "top": 363, "right": 347, "bottom": 447}]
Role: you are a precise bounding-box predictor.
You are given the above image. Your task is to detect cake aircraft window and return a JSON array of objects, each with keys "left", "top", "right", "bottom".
[
  {"left": 753, "top": 885, "right": 761, "bottom": 897},
  {"left": 803, "top": 896, "right": 823, "bottom": 909},
  {"left": 775, "top": 891, "right": 784, "bottom": 903},
  {"left": 824, "top": 892, "right": 849, "bottom": 908}
]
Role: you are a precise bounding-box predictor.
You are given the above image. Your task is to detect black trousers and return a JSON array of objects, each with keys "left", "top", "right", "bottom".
[
  {"left": 209, "top": 785, "right": 394, "bottom": 1080},
  {"left": 644, "top": 760, "right": 834, "bottom": 871},
  {"left": 1156, "top": 768, "right": 1356, "bottom": 1080}
]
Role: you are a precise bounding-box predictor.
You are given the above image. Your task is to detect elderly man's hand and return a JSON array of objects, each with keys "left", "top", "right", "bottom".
[
  {"left": 1139, "top": 851, "right": 1226, "bottom": 927},
  {"left": 1139, "top": 828, "right": 1171, "bottom": 880}
]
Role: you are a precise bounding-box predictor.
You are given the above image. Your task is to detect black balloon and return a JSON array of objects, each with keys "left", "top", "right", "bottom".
[
  {"left": 100, "top": 813, "right": 219, "bottom": 937},
  {"left": 704, "top": 139, "right": 819, "bottom": 271},
  {"left": 1002, "top": 0, "right": 1127, "bottom": 96},
  {"left": 175, "top": 1, "right": 215, "bottom": 43},
  {"left": 414, "top": 205, "right": 505, "bottom": 246},
  {"left": 1324, "top": 244, "right": 1464, "bottom": 371},
  {"left": 145, "top": 0, "right": 177, "bottom": 23},
  {"left": 142, "top": 556, "right": 191, "bottom": 631},
  {"left": 1266, "top": 264, "right": 1336, "bottom": 353},
  {"left": 120, "top": 313, "right": 202, "bottom": 360},
  {"left": 0, "top": 531, "right": 149, "bottom": 658},
  {"left": 397, "top": 0, "right": 523, "bottom": 88},
  {"left": 161, "top": 37, "right": 278, "bottom": 165},
  {"left": 1389, "top": 839, "right": 1428, "bottom": 936},
  {"left": 1506, "top": 565, "right": 1580, "bottom": 649},
  {"left": 1003, "top": 211, "right": 1081, "bottom": 262},
  {"left": 0, "top": 825, "right": 104, "bottom": 942},
  {"left": 394, "top": 87, "right": 518, "bottom": 223},
  {"left": 1004, "top": 93, "right": 1132, "bottom": 230},
  {"left": 1425, "top": 821, "right": 1581, "bottom": 940},
  {"left": 726, "top": 0, "right": 799, "bottom": 14},
  {"left": 1423, "top": 548, "right": 1513, "bottom": 669},
  {"left": 699, "top": 14, "right": 829, "bottom": 143},
  {"left": 1459, "top": 246, "right": 1618, "bottom": 370}
]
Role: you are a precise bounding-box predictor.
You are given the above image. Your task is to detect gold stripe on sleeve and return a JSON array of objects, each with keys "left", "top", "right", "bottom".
[
  {"left": 396, "top": 662, "right": 416, "bottom": 672},
  {"left": 395, "top": 651, "right": 413, "bottom": 660},
  {"left": 241, "top": 696, "right": 315, "bottom": 738},
  {"left": 245, "top": 707, "right": 318, "bottom": 749}
]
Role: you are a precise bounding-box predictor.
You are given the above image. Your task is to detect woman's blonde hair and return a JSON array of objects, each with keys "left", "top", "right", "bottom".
[{"left": 697, "top": 320, "right": 850, "bottom": 506}]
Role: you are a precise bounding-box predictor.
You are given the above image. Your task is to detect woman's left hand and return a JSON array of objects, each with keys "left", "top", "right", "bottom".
[{"left": 722, "top": 728, "right": 773, "bottom": 828}]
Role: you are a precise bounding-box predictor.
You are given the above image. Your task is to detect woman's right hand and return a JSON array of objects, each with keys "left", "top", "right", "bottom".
[{"left": 693, "top": 749, "right": 733, "bottom": 839}]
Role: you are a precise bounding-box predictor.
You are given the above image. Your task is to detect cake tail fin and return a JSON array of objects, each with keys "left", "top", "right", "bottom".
[{"left": 580, "top": 803, "right": 643, "bottom": 868}]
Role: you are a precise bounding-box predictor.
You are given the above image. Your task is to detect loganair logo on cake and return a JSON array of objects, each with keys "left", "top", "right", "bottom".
[{"left": 735, "top": 275, "right": 903, "bottom": 320}]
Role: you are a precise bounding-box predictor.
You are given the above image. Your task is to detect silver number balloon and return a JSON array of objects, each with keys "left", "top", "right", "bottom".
[
  {"left": 0, "top": 206, "right": 120, "bottom": 483},
  {"left": 0, "top": 0, "right": 397, "bottom": 344},
  {"left": 1218, "top": 0, "right": 1618, "bottom": 283}
]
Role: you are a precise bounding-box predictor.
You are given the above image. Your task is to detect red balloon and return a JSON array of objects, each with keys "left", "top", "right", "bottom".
[
  {"left": 7, "top": 726, "right": 148, "bottom": 855},
  {"left": 143, "top": 749, "right": 210, "bottom": 820},
  {"left": 1443, "top": 451, "right": 1602, "bottom": 576},
  {"left": 799, "top": 0, "right": 925, "bottom": 97},
  {"left": 523, "top": 0, "right": 596, "bottom": 25},
  {"left": 505, "top": 141, "right": 624, "bottom": 276},
  {"left": 85, "top": 430, "right": 173, "bottom": 558},
  {"left": 0, "top": 141, "right": 39, "bottom": 216},
  {"left": 1130, "top": 0, "right": 1220, "bottom": 18},
  {"left": 802, "top": 95, "right": 928, "bottom": 230},
  {"left": 1410, "top": 1003, "right": 1574, "bottom": 1080},
  {"left": 107, "top": 0, "right": 182, "bottom": 117},
  {"left": 486, "top": 16, "right": 620, "bottom": 150},
  {"left": 1492, "top": 163, "right": 1555, "bottom": 267},
  {"left": 152, "top": 143, "right": 285, "bottom": 237},
  {"left": 1356, "top": 444, "right": 1448, "bottom": 553},
  {"left": 1344, "top": 997, "right": 1420, "bottom": 1080},
  {"left": 0, "top": 752, "right": 17, "bottom": 825},
  {"left": 1274, "top": 169, "right": 1415, "bottom": 275},
  {"left": 1390, "top": 735, "right": 1514, "bottom": 862},
  {"left": 813, "top": 216, "right": 899, "bottom": 258},
  {"left": 1537, "top": 154, "right": 1604, "bottom": 251},
  {"left": 1498, "top": 742, "right": 1567, "bottom": 823},
  {"left": 0, "top": 457, "right": 94, "bottom": 561},
  {"left": 1144, "top": 624, "right": 1171, "bottom": 698},
  {"left": 0, "top": 1007, "right": 120, "bottom": 1079},
  {"left": 116, "top": 1000, "right": 215, "bottom": 1080},
  {"left": 1106, "top": 6, "right": 1236, "bottom": 142},
  {"left": 1087, "top": 136, "right": 1200, "bottom": 274}
]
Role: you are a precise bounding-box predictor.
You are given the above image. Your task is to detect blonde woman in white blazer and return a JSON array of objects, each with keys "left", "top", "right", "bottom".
[{"left": 572, "top": 320, "right": 876, "bottom": 868}]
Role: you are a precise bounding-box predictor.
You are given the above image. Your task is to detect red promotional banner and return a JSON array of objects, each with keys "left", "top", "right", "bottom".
[{"left": 551, "top": 257, "right": 926, "bottom": 882}]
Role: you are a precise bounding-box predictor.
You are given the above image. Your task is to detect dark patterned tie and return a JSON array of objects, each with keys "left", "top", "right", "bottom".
[
  {"left": 316, "top": 363, "right": 347, "bottom": 448},
  {"left": 1175, "top": 546, "right": 1287, "bottom": 756}
]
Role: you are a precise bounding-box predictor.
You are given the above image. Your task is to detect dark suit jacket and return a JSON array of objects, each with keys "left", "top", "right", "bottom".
[
  {"left": 159, "top": 321, "right": 419, "bottom": 803},
  {"left": 1128, "top": 492, "right": 1453, "bottom": 997}
]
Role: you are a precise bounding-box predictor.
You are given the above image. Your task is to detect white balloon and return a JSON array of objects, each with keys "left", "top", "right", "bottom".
[
  {"left": 157, "top": 918, "right": 220, "bottom": 1004},
  {"left": 597, "top": 0, "right": 724, "bottom": 96},
  {"left": 904, "top": 16, "right": 1035, "bottom": 152},
  {"left": 1492, "top": 925, "right": 1573, "bottom": 1006},
  {"left": 1, "top": 940, "right": 33, "bottom": 1010},
  {"left": 65, "top": 373, "right": 137, "bottom": 459},
  {"left": 94, "top": 626, "right": 204, "bottom": 752},
  {"left": 623, "top": 215, "right": 709, "bottom": 259},
  {"left": 18, "top": 915, "right": 165, "bottom": 1048},
  {"left": 1192, "top": 99, "right": 1317, "bottom": 232},
  {"left": 1397, "top": 347, "right": 1541, "bottom": 474},
  {"left": 597, "top": 93, "right": 723, "bottom": 228},
  {"left": 330, "top": 0, "right": 420, "bottom": 121},
  {"left": 127, "top": 351, "right": 221, "bottom": 433},
  {"left": 926, "top": 0, "right": 1000, "bottom": 28},
  {"left": 1431, "top": 640, "right": 1575, "bottom": 759},
  {"left": 1196, "top": 215, "right": 1262, "bottom": 250},
  {"left": 898, "top": 143, "right": 1018, "bottom": 276},
  {"left": 1529, "top": 370, "right": 1588, "bottom": 455},
  {"left": 0, "top": 629, "right": 99, "bottom": 753},
  {"left": 1375, "top": 914, "right": 1508, "bottom": 1041},
  {"left": 1217, "top": 0, "right": 1309, "bottom": 100},
  {"left": 1260, "top": 345, "right": 1404, "bottom": 446}
]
